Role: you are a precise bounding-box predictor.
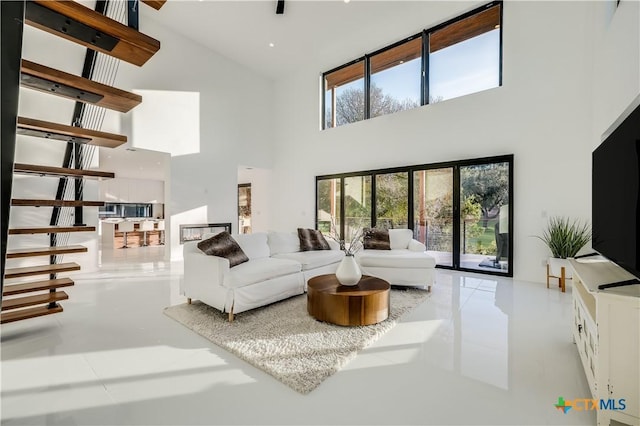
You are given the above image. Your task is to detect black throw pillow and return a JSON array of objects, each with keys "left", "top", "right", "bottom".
[
  {"left": 197, "top": 231, "right": 249, "bottom": 267},
  {"left": 363, "top": 228, "right": 391, "bottom": 250},
  {"left": 297, "top": 228, "right": 331, "bottom": 251}
]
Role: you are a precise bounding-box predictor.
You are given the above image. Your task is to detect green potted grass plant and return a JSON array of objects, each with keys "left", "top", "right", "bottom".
[{"left": 537, "top": 216, "right": 591, "bottom": 282}]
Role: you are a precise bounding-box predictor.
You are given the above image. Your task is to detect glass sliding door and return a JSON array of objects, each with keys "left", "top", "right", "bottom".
[
  {"left": 375, "top": 172, "right": 408, "bottom": 229},
  {"left": 413, "top": 168, "right": 454, "bottom": 267},
  {"left": 344, "top": 175, "right": 372, "bottom": 239},
  {"left": 316, "top": 178, "right": 341, "bottom": 234},
  {"left": 459, "top": 161, "right": 510, "bottom": 274},
  {"left": 316, "top": 155, "right": 513, "bottom": 277}
]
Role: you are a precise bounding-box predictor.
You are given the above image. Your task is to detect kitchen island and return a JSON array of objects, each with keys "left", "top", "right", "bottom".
[{"left": 101, "top": 219, "right": 164, "bottom": 249}]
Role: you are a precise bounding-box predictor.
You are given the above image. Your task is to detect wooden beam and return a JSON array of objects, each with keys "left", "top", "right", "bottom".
[
  {"left": 430, "top": 4, "right": 500, "bottom": 54},
  {"left": 5, "top": 262, "right": 80, "bottom": 279},
  {"left": 1, "top": 291, "right": 68, "bottom": 311},
  {"left": 13, "top": 163, "right": 115, "bottom": 180},
  {"left": 6, "top": 245, "right": 87, "bottom": 259},
  {"left": 1, "top": 304, "right": 63, "bottom": 324},
  {"left": 17, "top": 116, "right": 127, "bottom": 148},
  {"left": 21, "top": 60, "right": 142, "bottom": 113},
  {"left": 11, "top": 199, "right": 104, "bottom": 207},
  {"left": 9, "top": 226, "right": 96, "bottom": 235},
  {"left": 141, "top": 0, "right": 167, "bottom": 10},
  {"left": 25, "top": 1, "right": 160, "bottom": 67},
  {"left": 3, "top": 278, "right": 74, "bottom": 296}
]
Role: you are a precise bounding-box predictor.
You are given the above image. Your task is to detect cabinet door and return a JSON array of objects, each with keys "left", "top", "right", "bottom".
[{"left": 607, "top": 303, "right": 639, "bottom": 417}]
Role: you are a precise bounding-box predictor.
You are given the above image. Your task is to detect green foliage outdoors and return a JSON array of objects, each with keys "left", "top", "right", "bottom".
[
  {"left": 317, "top": 158, "right": 510, "bottom": 258},
  {"left": 536, "top": 216, "right": 591, "bottom": 259}
]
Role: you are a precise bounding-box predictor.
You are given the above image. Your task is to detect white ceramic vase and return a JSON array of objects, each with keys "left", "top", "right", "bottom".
[{"left": 335, "top": 255, "right": 362, "bottom": 286}]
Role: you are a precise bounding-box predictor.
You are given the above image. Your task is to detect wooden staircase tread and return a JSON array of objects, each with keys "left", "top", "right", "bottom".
[
  {"left": 6, "top": 245, "right": 87, "bottom": 259},
  {"left": 13, "top": 163, "right": 115, "bottom": 179},
  {"left": 25, "top": 1, "right": 160, "bottom": 67},
  {"left": 5, "top": 262, "right": 81, "bottom": 279},
  {"left": 1, "top": 304, "right": 63, "bottom": 324},
  {"left": 1, "top": 291, "right": 69, "bottom": 311},
  {"left": 11, "top": 199, "right": 104, "bottom": 207},
  {"left": 3, "top": 278, "right": 75, "bottom": 296},
  {"left": 21, "top": 60, "right": 142, "bottom": 113},
  {"left": 17, "top": 116, "right": 127, "bottom": 148},
  {"left": 142, "top": 1, "right": 167, "bottom": 10},
  {"left": 9, "top": 226, "right": 96, "bottom": 235}
]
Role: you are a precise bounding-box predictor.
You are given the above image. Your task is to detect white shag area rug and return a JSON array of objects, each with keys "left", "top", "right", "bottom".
[{"left": 163, "top": 288, "right": 430, "bottom": 394}]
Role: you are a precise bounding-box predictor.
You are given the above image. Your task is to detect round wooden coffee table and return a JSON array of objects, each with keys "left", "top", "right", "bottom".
[{"left": 307, "top": 274, "right": 390, "bottom": 326}]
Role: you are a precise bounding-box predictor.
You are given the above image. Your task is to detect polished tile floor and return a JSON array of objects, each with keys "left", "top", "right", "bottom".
[{"left": 1, "top": 247, "right": 595, "bottom": 425}]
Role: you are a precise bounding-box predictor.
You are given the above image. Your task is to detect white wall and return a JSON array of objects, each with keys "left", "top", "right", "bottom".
[
  {"left": 11, "top": 1, "right": 639, "bottom": 281},
  {"left": 110, "top": 16, "right": 276, "bottom": 260},
  {"left": 270, "top": 1, "right": 614, "bottom": 284},
  {"left": 99, "top": 178, "right": 164, "bottom": 204},
  {"left": 592, "top": 0, "right": 640, "bottom": 144},
  {"left": 12, "top": 10, "right": 276, "bottom": 265}
]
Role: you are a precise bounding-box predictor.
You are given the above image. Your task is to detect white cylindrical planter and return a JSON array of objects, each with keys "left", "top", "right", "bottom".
[{"left": 335, "top": 255, "right": 362, "bottom": 286}]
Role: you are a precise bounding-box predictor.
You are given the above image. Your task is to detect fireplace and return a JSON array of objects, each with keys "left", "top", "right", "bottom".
[{"left": 179, "top": 223, "right": 232, "bottom": 244}]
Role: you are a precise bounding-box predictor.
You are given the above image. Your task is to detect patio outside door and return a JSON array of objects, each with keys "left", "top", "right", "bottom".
[{"left": 413, "top": 158, "right": 511, "bottom": 275}]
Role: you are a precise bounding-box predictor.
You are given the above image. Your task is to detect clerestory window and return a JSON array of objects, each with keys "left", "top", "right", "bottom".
[{"left": 322, "top": 1, "right": 502, "bottom": 129}]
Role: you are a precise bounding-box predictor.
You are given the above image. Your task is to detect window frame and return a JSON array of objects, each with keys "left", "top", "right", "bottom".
[
  {"left": 321, "top": 1, "right": 503, "bottom": 130},
  {"left": 315, "top": 154, "right": 514, "bottom": 278}
]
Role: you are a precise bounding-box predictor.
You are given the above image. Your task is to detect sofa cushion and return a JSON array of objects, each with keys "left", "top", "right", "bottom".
[
  {"left": 268, "top": 231, "right": 300, "bottom": 255},
  {"left": 363, "top": 228, "right": 391, "bottom": 250},
  {"left": 225, "top": 257, "right": 302, "bottom": 288},
  {"left": 389, "top": 229, "right": 414, "bottom": 250},
  {"left": 197, "top": 231, "right": 249, "bottom": 268},
  {"left": 357, "top": 249, "right": 436, "bottom": 269},
  {"left": 273, "top": 249, "right": 344, "bottom": 271},
  {"left": 297, "top": 228, "right": 331, "bottom": 251},
  {"left": 234, "top": 232, "right": 270, "bottom": 260}
]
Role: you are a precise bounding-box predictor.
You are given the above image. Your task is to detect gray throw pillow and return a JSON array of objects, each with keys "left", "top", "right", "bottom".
[
  {"left": 197, "top": 231, "right": 249, "bottom": 267},
  {"left": 363, "top": 228, "right": 391, "bottom": 250},
  {"left": 297, "top": 228, "right": 331, "bottom": 251}
]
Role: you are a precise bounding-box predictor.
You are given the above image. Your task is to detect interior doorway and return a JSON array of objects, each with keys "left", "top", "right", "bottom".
[{"left": 238, "top": 183, "right": 252, "bottom": 234}]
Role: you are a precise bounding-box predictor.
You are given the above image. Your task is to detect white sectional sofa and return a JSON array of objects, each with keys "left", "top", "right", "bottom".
[
  {"left": 356, "top": 229, "right": 436, "bottom": 291},
  {"left": 182, "top": 232, "right": 344, "bottom": 321}
]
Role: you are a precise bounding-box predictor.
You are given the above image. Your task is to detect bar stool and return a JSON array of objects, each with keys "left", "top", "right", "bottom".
[
  {"left": 119, "top": 221, "right": 134, "bottom": 249},
  {"left": 140, "top": 220, "right": 155, "bottom": 246},
  {"left": 157, "top": 220, "right": 165, "bottom": 245}
]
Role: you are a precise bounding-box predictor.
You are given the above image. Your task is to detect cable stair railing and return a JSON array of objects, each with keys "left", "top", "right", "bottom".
[{"left": 1, "top": 0, "right": 165, "bottom": 324}]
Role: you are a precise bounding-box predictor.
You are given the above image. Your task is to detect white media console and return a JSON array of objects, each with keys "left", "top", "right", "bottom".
[{"left": 570, "top": 258, "right": 640, "bottom": 426}]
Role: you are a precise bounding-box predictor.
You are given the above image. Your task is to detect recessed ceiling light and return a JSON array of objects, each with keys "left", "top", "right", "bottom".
[
  {"left": 269, "top": 42, "right": 275, "bottom": 48},
  {"left": 344, "top": 0, "right": 350, "bottom": 3}
]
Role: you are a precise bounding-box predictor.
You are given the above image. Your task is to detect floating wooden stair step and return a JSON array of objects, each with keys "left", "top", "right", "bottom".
[
  {"left": 6, "top": 245, "right": 87, "bottom": 259},
  {"left": 21, "top": 60, "right": 142, "bottom": 113},
  {"left": 11, "top": 199, "right": 104, "bottom": 207},
  {"left": 3, "top": 278, "right": 74, "bottom": 296},
  {"left": 5, "top": 262, "right": 81, "bottom": 279},
  {"left": 25, "top": 1, "right": 160, "bottom": 67},
  {"left": 9, "top": 226, "right": 96, "bottom": 235},
  {"left": 1, "top": 291, "right": 69, "bottom": 311},
  {"left": 142, "top": 0, "right": 167, "bottom": 10},
  {"left": 17, "top": 117, "right": 127, "bottom": 148},
  {"left": 1, "top": 304, "right": 63, "bottom": 324},
  {"left": 13, "top": 163, "right": 115, "bottom": 180}
]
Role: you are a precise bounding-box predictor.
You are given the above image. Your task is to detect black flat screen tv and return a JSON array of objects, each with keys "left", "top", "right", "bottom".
[{"left": 592, "top": 95, "right": 640, "bottom": 280}]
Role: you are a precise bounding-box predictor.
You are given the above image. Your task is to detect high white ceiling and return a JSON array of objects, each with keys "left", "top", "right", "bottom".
[{"left": 141, "top": 0, "right": 480, "bottom": 79}]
